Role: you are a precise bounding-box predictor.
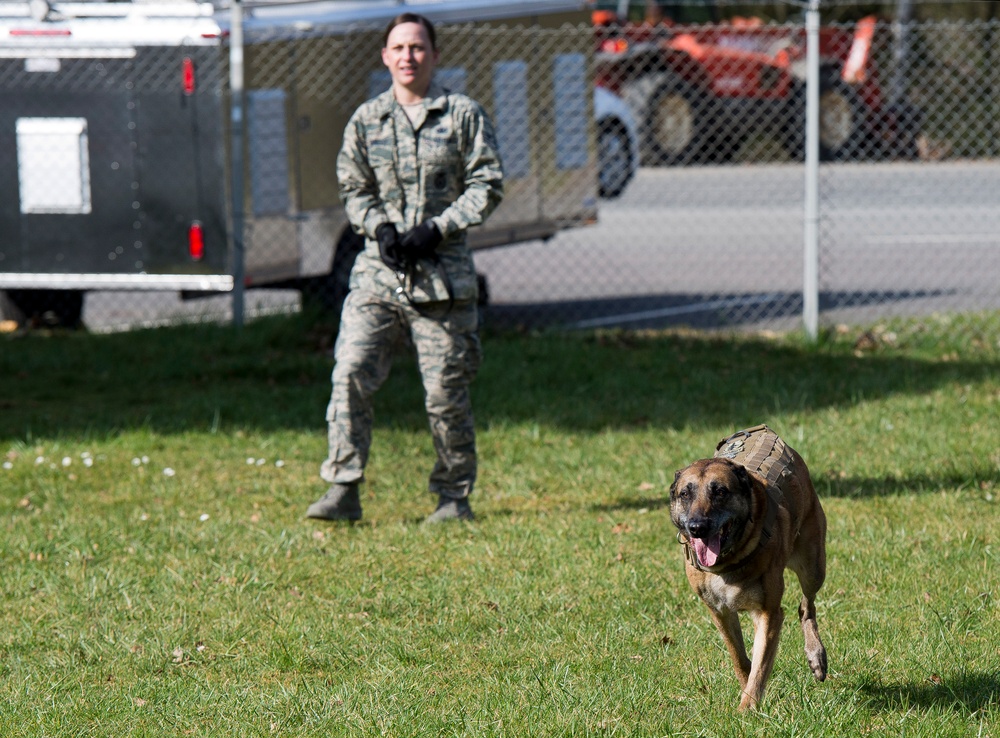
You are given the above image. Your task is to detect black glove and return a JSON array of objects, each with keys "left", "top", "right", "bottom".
[
  {"left": 399, "top": 220, "right": 443, "bottom": 260},
  {"left": 376, "top": 224, "right": 405, "bottom": 271}
]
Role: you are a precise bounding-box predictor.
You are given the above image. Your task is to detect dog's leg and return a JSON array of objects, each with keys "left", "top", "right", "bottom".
[
  {"left": 739, "top": 607, "right": 784, "bottom": 711},
  {"left": 790, "top": 507, "right": 828, "bottom": 682},
  {"left": 797, "top": 592, "right": 827, "bottom": 682},
  {"left": 791, "top": 547, "right": 828, "bottom": 681},
  {"left": 709, "top": 608, "right": 751, "bottom": 690}
]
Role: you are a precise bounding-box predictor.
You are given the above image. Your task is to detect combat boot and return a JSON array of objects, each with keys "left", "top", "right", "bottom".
[
  {"left": 424, "top": 496, "right": 475, "bottom": 524},
  {"left": 306, "top": 483, "right": 362, "bottom": 521}
]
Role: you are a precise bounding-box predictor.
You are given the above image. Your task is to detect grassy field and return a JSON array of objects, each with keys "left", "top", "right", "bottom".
[{"left": 1, "top": 312, "right": 998, "bottom": 737}]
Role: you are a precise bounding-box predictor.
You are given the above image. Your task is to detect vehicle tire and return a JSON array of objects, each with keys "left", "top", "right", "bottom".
[
  {"left": 302, "top": 228, "right": 364, "bottom": 317},
  {"left": 2, "top": 288, "right": 84, "bottom": 329},
  {"left": 623, "top": 74, "right": 708, "bottom": 166},
  {"left": 887, "top": 101, "right": 923, "bottom": 161},
  {"left": 597, "top": 119, "right": 634, "bottom": 198},
  {"left": 326, "top": 228, "right": 364, "bottom": 315},
  {"left": 818, "top": 79, "right": 867, "bottom": 160},
  {"left": 782, "top": 78, "right": 867, "bottom": 162},
  {"left": 476, "top": 272, "right": 489, "bottom": 328}
]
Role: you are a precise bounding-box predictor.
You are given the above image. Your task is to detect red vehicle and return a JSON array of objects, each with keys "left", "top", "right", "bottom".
[{"left": 593, "top": 8, "right": 921, "bottom": 165}]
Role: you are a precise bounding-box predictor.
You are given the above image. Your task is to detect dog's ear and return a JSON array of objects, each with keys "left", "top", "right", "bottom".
[
  {"left": 732, "top": 463, "right": 754, "bottom": 498},
  {"left": 668, "top": 469, "right": 681, "bottom": 498}
]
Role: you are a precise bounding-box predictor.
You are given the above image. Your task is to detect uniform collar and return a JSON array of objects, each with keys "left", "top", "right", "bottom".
[{"left": 374, "top": 82, "right": 449, "bottom": 120}]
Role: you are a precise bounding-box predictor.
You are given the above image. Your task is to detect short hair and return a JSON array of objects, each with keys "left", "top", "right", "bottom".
[{"left": 382, "top": 13, "right": 437, "bottom": 51}]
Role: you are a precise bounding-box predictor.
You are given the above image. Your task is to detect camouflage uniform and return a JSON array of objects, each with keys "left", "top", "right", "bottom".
[{"left": 321, "top": 82, "right": 504, "bottom": 500}]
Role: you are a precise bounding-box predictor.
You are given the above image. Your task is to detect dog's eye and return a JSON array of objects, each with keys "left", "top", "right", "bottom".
[
  {"left": 709, "top": 483, "right": 728, "bottom": 499},
  {"left": 676, "top": 484, "right": 693, "bottom": 501}
]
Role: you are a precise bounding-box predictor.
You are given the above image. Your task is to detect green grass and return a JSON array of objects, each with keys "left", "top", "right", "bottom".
[{"left": 2, "top": 312, "right": 999, "bottom": 736}]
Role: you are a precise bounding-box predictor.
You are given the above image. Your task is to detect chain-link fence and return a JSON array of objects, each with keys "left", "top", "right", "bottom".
[
  {"left": 478, "top": 9, "right": 1000, "bottom": 338},
  {"left": 1, "top": 1, "right": 998, "bottom": 346}
]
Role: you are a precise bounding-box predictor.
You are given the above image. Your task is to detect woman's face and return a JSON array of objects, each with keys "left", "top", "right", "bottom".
[{"left": 381, "top": 22, "right": 439, "bottom": 98}]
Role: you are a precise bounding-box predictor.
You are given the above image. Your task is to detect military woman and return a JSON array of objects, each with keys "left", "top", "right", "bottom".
[{"left": 307, "top": 13, "right": 504, "bottom": 523}]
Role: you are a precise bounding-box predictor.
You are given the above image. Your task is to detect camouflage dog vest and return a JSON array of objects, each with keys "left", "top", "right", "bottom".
[
  {"left": 715, "top": 424, "right": 795, "bottom": 490},
  {"left": 708, "top": 424, "right": 794, "bottom": 566}
]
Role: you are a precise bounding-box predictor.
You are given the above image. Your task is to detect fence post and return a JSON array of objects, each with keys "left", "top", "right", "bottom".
[
  {"left": 229, "top": 0, "right": 246, "bottom": 328},
  {"left": 802, "top": 0, "right": 820, "bottom": 340},
  {"left": 990, "top": 18, "right": 1000, "bottom": 159},
  {"left": 890, "top": 0, "right": 914, "bottom": 106}
]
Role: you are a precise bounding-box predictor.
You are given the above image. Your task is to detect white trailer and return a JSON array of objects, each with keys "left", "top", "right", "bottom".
[{"left": 0, "top": 0, "right": 598, "bottom": 326}]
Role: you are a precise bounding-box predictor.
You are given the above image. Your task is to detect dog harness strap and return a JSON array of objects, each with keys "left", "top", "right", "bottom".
[
  {"left": 692, "top": 425, "right": 792, "bottom": 574},
  {"left": 760, "top": 486, "right": 781, "bottom": 540},
  {"left": 744, "top": 431, "right": 776, "bottom": 476}
]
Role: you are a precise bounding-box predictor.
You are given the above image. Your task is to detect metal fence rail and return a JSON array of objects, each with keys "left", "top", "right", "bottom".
[{"left": 1, "top": 3, "right": 997, "bottom": 347}]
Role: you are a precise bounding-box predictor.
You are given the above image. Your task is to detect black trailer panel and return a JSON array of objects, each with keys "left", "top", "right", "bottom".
[
  {"left": 0, "top": 46, "right": 228, "bottom": 278},
  {"left": 133, "top": 46, "right": 228, "bottom": 275}
]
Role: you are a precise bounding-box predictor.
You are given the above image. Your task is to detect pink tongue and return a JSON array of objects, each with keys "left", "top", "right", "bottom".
[{"left": 694, "top": 534, "right": 722, "bottom": 568}]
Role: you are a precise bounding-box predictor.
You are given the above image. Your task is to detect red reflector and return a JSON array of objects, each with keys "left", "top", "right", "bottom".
[
  {"left": 10, "top": 29, "right": 71, "bottom": 36},
  {"left": 188, "top": 221, "right": 205, "bottom": 261},
  {"left": 182, "top": 57, "right": 195, "bottom": 95}
]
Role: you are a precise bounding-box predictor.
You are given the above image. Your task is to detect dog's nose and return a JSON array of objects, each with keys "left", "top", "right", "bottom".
[{"left": 687, "top": 517, "right": 712, "bottom": 539}]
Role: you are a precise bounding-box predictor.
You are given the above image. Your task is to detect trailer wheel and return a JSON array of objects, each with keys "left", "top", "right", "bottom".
[
  {"left": 624, "top": 74, "right": 707, "bottom": 166},
  {"left": 1, "top": 289, "right": 84, "bottom": 329},
  {"left": 307, "top": 228, "right": 364, "bottom": 317},
  {"left": 476, "top": 272, "right": 490, "bottom": 328}
]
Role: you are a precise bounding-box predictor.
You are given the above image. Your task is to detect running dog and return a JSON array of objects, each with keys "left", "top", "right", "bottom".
[{"left": 669, "top": 425, "right": 828, "bottom": 711}]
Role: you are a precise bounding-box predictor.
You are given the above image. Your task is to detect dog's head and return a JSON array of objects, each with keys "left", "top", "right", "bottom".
[{"left": 669, "top": 458, "right": 755, "bottom": 569}]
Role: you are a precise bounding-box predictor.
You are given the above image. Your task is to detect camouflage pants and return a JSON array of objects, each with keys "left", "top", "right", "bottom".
[{"left": 320, "top": 289, "right": 482, "bottom": 499}]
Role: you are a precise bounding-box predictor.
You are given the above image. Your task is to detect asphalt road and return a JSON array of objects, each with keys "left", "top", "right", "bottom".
[
  {"left": 476, "top": 160, "right": 1000, "bottom": 331},
  {"left": 81, "top": 160, "right": 1000, "bottom": 333}
]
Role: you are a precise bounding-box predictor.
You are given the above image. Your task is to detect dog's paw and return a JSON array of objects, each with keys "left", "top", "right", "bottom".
[{"left": 809, "top": 649, "right": 828, "bottom": 682}]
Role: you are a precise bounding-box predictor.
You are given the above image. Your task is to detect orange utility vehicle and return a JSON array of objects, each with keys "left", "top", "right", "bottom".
[{"left": 592, "top": 5, "right": 921, "bottom": 164}]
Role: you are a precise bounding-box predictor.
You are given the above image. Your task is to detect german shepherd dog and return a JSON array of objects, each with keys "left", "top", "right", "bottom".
[{"left": 669, "top": 425, "right": 828, "bottom": 711}]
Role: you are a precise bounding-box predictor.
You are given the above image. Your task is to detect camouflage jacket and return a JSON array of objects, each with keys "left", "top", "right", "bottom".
[{"left": 337, "top": 82, "right": 505, "bottom": 303}]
